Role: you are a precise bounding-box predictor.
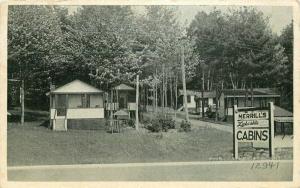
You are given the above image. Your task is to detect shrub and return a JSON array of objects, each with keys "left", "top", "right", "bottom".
[
  {"left": 146, "top": 114, "right": 175, "bottom": 132},
  {"left": 179, "top": 120, "right": 191, "bottom": 132},
  {"left": 162, "top": 115, "right": 175, "bottom": 129},
  {"left": 127, "top": 119, "right": 135, "bottom": 128},
  {"left": 146, "top": 118, "right": 163, "bottom": 132},
  {"left": 206, "top": 105, "right": 216, "bottom": 118}
]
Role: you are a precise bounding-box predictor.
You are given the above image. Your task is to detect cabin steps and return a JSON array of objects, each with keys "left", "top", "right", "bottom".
[
  {"left": 177, "top": 106, "right": 184, "bottom": 112},
  {"left": 54, "top": 118, "right": 67, "bottom": 131}
]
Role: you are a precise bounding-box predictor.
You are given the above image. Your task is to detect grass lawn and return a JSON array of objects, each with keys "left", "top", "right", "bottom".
[{"left": 8, "top": 120, "right": 233, "bottom": 166}]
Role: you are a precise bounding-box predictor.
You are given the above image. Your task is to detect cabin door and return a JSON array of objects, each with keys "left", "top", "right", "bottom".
[
  {"left": 119, "top": 97, "right": 125, "bottom": 109},
  {"left": 56, "top": 94, "right": 67, "bottom": 116}
]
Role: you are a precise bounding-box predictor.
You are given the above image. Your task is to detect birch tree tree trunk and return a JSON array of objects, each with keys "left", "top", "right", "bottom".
[
  {"left": 21, "top": 80, "right": 24, "bottom": 126},
  {"left": 135, "top": 75, "right": 139, "bottom": 130},
  {"left": 207, "top": 69, "right": 210, "bottom": 91},
  {"left": 201, "top": 68, "right": 205, "bottom": 118},
  {"left": 181, "top": 46, "right": 189, "bottom": 121},
  {"left": 170, "top": 76, "right": 173, "bottom": 110},
  {"left": 175, "top": 75, "right": 178, "bottom": 121},
  {"left": 230, "top": 72, "right": 235, "bottom": 89},
  {"left": 165, "top": 73, "right": 168, "bottom": 110}
]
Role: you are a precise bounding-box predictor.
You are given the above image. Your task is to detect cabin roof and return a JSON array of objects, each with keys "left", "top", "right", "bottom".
[
  {"left": 222, "top": 88, "right": 280, "bottom": 97},
  {"left": 112, "top": 84, "right": 135, "bottom": 91},
  {"left": 179, "top": 88, "right": 280, "bottom": 99},
  {"left": 274, "top": 105, "right": 293, "bottom": 117},
  {"left": 114, "top": 110, "right": 129, "bottom": 116},
  {"left": 179, "top": 89, "right": 216, "bottom": 98},
  {"left": 50, "top": 80, "right": 103, "bottom": 94}
]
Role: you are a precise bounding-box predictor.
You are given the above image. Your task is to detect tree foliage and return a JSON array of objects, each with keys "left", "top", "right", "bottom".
[
  {"left": 8, "top": 6, "right": 293, "bottom": 111},
  {"left": 188, "top": 7, "right": 289, "bottom": 91}
]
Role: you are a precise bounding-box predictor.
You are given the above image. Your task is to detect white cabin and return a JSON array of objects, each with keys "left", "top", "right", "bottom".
[{"left": 48, "top": 80, "right": 104, "bottom": 131}]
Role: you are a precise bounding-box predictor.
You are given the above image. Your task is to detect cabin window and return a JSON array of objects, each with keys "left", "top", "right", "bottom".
[
  {"left": 213, "top": 98, "right": 217, "bottom": 105},
  {"left": 127, "top": 91, "right": 136, "bottom": 103},
  {"left": 199, "top": 98, "right": 208, "bottom": 107},
  {"left": 81, "top": 94, "right": 90, "bottom": 108},
  {"left": 90, "top": 94, "right": 103, "bottom": 108},
  {"left": 56, "top": 94, "right": 67, "bottom": 108},
  {"left": 229, "top": 98, "right": 239, "bottom": 107},
  {"left": 230, "top": 98, "right": 234, "bottom": 107},
  {"left": 259, "top": 98, "right": 267, "bottom": 107},
  {"left": 187, "top": 95, "right": 191, "bottom": 103}
]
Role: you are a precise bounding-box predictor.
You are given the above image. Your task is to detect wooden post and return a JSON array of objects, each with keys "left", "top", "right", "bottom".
[
  {"left": 155, "top": 80, "right": 157, "bottom": 113},
  {"left": 181, "top": 46, "right": 189, "bottom": 121},
  {"left": 21, "top": 80, "right": 24, "bottom": 126},
  {"left": 165, "top": 73, "right": 168, "bottom": 111},
  {"left": 245, "top": 86, "right": 248, "bottom": 107},
  {"left": 175, "top": 76, "right": 178, "bottom": 124},
  {"left": 251, "top": 81, "right": 254, "bottom": 106},
  {"left": 233, "top": 105, "right": 238, "bottom": 159},
  {"left": 162, "top": 63, "right": 165, "bottom": 113},
  {"left": 49, "top": 94, "right": 52, "bottom": 127},
  {"left": 116, "top": 89, "right": 119, "bottom": 110},
  {"left": 66, "top": 94, "right": 69, "bottom": 114},
  {"left": 269, "top": 102, "right": 274, "bottom": 158},
  {"left": 170, "top": 76, "right": 173, "bottom": 110},
  {"left": 110, "top": 89, "right": 113, "bottom": 133},
  {"left": 135, "top": 75, "right": 139, "bottom": 130},
  {"left": 152, "top": 85, "right": 155, "bottom": 113},
  {"left": 146, "top": 87, "right": 149, "bottom": 112},
  {"left": 155, "top": 69, "right": 158, "bottom": 113},
  {"left": 201, "top": 68, "right": 205, "bottom": 118}
]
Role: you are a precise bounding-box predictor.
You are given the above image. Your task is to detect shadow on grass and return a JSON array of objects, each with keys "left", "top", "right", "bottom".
[
  {"left": 8, "top": 110, "right": 49, "bottom": 122},
  {"left": 39, "top": 120, "right": 50, "bottom": 128}
]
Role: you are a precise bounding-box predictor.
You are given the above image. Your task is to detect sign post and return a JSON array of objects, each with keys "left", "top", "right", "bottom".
[
  {"left": 233, "top": 105, "right": 238, "bottom": 159},
  {"left": 269, "top": 102, "right": 274, "bottom": 158},
  {"left": 135, "top": 75, "right": 139, "bottom": 130},
  {"left": 233, "top": 102, "right": 274, "bottom": 160}
]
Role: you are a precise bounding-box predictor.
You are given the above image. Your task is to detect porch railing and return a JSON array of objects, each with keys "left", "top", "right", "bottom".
[
  {"left": 56, "top": 108, "right": 67, "bottom": 116},
  {"left": 105, "top": 103, "right": 119, "bottom": 110}
]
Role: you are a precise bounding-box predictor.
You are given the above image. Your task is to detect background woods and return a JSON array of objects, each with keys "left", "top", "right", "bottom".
[{"left": 8, "top": 6, "right": 293, "bottom": 111}]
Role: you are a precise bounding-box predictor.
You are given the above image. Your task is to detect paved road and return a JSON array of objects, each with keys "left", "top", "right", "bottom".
[
  {"left": 8, "top": 160, "right": 292, "bottom": 181},
  {"left": 175, "top": 114, "right": 232, "bottom": 133}
]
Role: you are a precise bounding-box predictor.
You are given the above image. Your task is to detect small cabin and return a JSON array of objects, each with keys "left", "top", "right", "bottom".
[
  {"left": 274, "top": 105, "right": 293, "bottom": 136},
  {"left": 105, "top": 83, "right": 137, "bottom": 118},
  {"left": 178, "top": 89, "right": 216, "bottom": 114},
  {"left": 48, "top": 80, "right": 105, "bottom": 131},
  {"left": 219, "top": 88, "right": 280, "bottom": 121}
]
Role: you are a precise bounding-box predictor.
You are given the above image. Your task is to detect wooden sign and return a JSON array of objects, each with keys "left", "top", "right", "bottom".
[{"left": 233, "top": 102, "right": 274, "bottom": 159}]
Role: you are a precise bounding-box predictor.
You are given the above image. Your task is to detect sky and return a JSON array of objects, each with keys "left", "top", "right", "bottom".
[{"left": 68, "top": 5, "right": 293, "bottom": 34}]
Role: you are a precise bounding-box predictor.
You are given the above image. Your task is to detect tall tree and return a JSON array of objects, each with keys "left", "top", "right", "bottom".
[
  {"left": 63, "top": 6, "right": 139, "bottom": 91},
  {"left": 188, "top": 7, "right": 288, "bottom": 91},
  {"left": 8, "top": 5, "right": 65, "bottom": 109},
  {"left": 278, "top": 22, "right": 293, "bottom": 111}
]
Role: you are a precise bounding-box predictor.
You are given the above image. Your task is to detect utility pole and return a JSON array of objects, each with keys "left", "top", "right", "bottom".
[
  {"left": 135, "top": 75, "right": 139, "bottom": 130},
  {"left": 201, "top": 68, "right": 205, "bottom": 118},
  {"left": 170, "top": 75, "right": 173, "bottom": 111},
  {"left": 181, "top": 46, "right": 189, "bottom": 121},
  {"left": 175, "top": 75, "right": 178, "bottom": 123},
  {"left": 8, "top": 78, "right": 24, "bottom": 126},
  {"left": 162, "top": 63, "right": 165, "bottom": 114},
  {"left": 20, "top": 80, "right": 24, "bottom": 126},
  {"left": 251, "top": 80, "right": 254, "bottom": 106},
  {"left": 110, "top": 89, "right": 113, "bottom": 131}
]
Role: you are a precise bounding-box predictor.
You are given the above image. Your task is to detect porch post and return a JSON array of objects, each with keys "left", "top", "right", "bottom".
[
  {"left": 49, "top": 94, "right": 52, "bottom": 128},
  {"left": 66, "top": 94, "right": 69, "bottom": 108},
  {"left": 50, "top": 94, "right": 52, "bottom": 108},
  {"left": 54, "top": 94, "right": 57, "bottom": 109}
]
